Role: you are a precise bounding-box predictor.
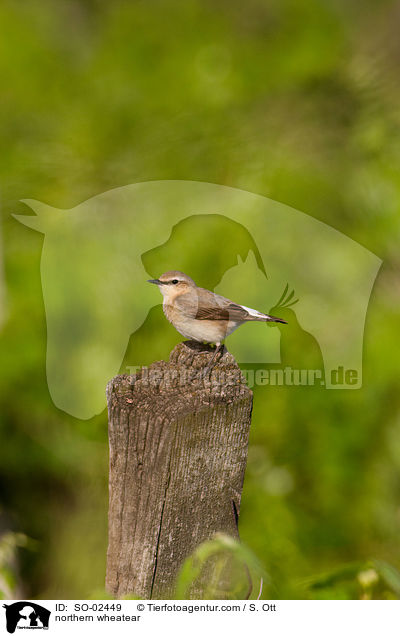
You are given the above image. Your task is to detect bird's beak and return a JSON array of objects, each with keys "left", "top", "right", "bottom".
[{"left": 148, "top": 279, "right": 161, "bottom": 285}]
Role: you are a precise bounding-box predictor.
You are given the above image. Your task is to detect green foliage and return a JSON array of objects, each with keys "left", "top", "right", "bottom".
[
  {"left": 175, "top": 533, "right": 268, "bottom": 600},
  {"left": 0, "top": 532, "right": 37, "bottom": 600},
  {"left": 302, "top": 559, "right": 400, "bottom": 600}
]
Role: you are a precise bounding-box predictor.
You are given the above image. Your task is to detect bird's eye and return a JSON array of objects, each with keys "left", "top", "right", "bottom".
[{"left": 171, "top": 279, "right": 179, "bottom": 285}]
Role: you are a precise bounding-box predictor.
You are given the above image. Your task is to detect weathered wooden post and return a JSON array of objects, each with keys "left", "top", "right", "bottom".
[{"left": 106, "top": 341, "right": 253, "bottom": 599}]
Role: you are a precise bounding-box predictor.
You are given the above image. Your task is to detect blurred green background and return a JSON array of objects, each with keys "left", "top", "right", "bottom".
[{"left": 1, "top": 0, "right": 400, "bottom": 599}]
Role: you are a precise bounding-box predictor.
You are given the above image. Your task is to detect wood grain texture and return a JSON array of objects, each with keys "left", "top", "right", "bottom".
[{"left": 106, "top": 341, "right": 253, "bottom": 599}]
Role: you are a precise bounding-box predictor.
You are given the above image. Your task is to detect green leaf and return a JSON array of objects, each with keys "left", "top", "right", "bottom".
[
  {"left": 175, "top": 533, "right": 268, "bottom": 600},
  {"left": 372, "top": 560, "right": 400, "bottom": 597}
]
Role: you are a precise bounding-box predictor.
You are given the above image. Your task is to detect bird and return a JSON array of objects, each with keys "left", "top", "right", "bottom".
[{"left": 148, "top": 270, "right": 287, "bottom": 369}]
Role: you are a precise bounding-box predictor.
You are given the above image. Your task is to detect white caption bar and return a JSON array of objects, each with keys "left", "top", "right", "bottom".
[{"left": 2, "top": 600, "right": 398, "bottom": 635}]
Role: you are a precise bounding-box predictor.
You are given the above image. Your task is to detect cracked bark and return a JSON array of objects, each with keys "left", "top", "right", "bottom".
[{"left": 106, "top": 341, "right": 253, "bottom": 599}]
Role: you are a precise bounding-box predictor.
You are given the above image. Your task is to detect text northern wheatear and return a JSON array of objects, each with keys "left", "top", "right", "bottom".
[{"left": 148, "top": 270, "right": 287, "bottom": 347}]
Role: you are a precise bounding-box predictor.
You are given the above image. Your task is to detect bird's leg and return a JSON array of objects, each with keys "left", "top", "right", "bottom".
[{"left": 210, "top": 342, "right": 224, "bottom": 366}]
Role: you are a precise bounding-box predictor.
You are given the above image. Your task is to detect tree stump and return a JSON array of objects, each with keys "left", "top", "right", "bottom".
[{"left": 106, "top": 341, "right": 253, "bottom": 599}]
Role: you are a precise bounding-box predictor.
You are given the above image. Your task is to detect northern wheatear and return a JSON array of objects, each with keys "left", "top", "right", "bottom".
[{"left": 148, "top": 271, "right": 287, "bottom": 365}]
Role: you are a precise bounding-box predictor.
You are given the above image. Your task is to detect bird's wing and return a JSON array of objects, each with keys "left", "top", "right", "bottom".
[
  {"left": 175, "top": 288, "right": 265, "bottom": 322},
  {"left": 196, "top": 303, "right": 249, "bottom": 321}
]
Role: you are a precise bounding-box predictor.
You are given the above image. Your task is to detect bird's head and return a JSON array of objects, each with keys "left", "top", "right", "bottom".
[{"left": 148, "top": 270, "right": 196, "bottom": 299}]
